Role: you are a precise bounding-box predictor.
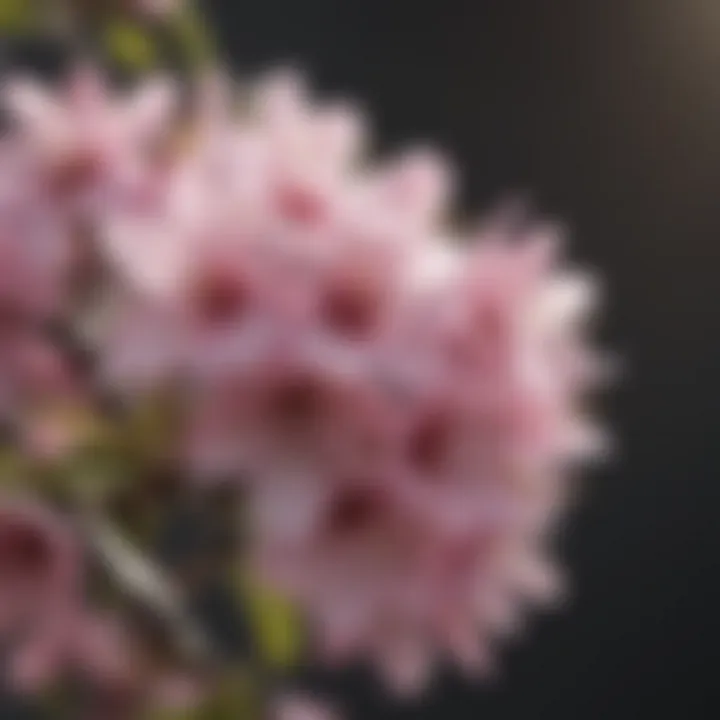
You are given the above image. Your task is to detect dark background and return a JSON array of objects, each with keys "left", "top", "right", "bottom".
[
  {"left": 2, "top": 0, "right": 719, "bottom": 718},
  {"left": 205, "top": 0, "right": 719, "bottom": 718}
]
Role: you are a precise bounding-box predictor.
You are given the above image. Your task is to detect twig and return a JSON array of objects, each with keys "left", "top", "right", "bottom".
[{"left": 82, "top": 511, "right": 215, "bottom": 667}]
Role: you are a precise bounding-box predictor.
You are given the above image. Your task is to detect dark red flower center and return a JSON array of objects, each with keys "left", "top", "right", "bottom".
[
  {"left": 266, "top": 374, "right": 327, "bottom": 427},
  {"left": 326, "top": 484, "right": 384, "bottom": 536},
  {"left": 407, "top": 411, "right": 453, "bottom": 476},
  {"left": 47, "top": 150, "right": 101, "bottom": 197},
  {"left": 193, "top": 268, "right": 249, "bottom": 325},
  {"left": 0, "top": 522, "right": 51, "bottom": 578},
  {"left": 320, "top": 281, "right": 381, "bottom": 339}
]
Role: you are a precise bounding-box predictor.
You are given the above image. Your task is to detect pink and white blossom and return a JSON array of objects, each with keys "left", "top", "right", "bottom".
[
  {"left": 93, "top": 70, "right": 605, "bottom": 691},
  {"left": 3, "top": 66, "right": 177, "bottom": 215},
  {"left": 0, "top": 60, "right": 607, "bottom": 699},
  {"left": 272, "top": 693, "right": 341, "bottom": 720},
  {"left": 0, "top": 498, "right": 83, "bottom": 690}
]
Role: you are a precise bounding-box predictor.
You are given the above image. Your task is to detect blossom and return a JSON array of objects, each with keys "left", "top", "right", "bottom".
[
  {"left": 3, "top": 65, "right": 177, "bottom": 215},
  {"left": 97, "top": 72, "right": 451, "bottom": 396},
  {"left": 54, "top": 68, "right": 606, "bottom": 693},
  {"left": 0, "top": 0, "right": 618, "bottom": 703},
  {"left": 97, "top": 73, "right": 375, "bottom": 392},
  {"left": 271, "top": 693, "right": 341, "bottom": 720},
  {"left": 0, "top": 65, "right": 178, "bottom": 421},
  {"left": 0, "top": 143, "right": 72, "bottom": 316},
  {"left": 66, "top": 612, "right": 206, "bottom": 718},
  {"left": 0, "top": 147, "right": 80, "bottom": 421},
  {"left": 0, "top": 498, "right": 83, "bottom": 691},
  {"left": 0, "top": 502, "right": 203, "bottom": 709},
  {"left": 269, "top": 233, "right": 599, "bottom": 689}
]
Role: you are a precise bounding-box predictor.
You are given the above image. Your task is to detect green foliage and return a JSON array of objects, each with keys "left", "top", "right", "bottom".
[
  {"left": 100, "top": 2, "right": 215, "bottom": 76},
  {"left": 169, "top": 2, "right": 214, "bottom": 70},
  {"left": 198, "top": 671, "right": 259, "bottom": 720},
  {"left": 145, "top": 669, "right": 259, "bottom": 720},
  {"left": 0, "top": 0, "right": 37, "bottom": 34},
  {"left": 0, "top": 448, "right": 30, "bottom": 491},
  {"left": 104, "top": 19, "right": 159, "bottom": 72},
  {"left": 241, "top": 573, "right": 305, "bottom": 671},
  {"left": 0, "top": 1, "right": 216, "bottom": 76},
  {"left": 119, "top": 388, "right": 182, "bottom": 462}
]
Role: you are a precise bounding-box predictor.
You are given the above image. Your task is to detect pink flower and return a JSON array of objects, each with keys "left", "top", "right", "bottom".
[
  {"left": 0, "top": 143, "right": 80, "bottom": 420},
  {"left": 0, "top": 498, "right": 83, "bottom": 691},
  {"left": 243, "top": 224, "right": 602, "bottom": 691},
  {"left": 271, "top": 693, "right": 341, "bottom": 720},
  {"left": 0, "top": 142, "right": 72, "bottom": 317},
  {"left": 98, "top": 72, "right": 440, "bottom": 400},
  {"left": 254, "top": 463, "right": 563, "bottom": 693},
  {"left": 67, "top": 613, "right": 206, "bottom": 717},
  {"left": 95, "top": 71, "right": 607, "bottom": 692},
  {"left": 13, "top": 610, "right": 201, "bottom": 720},
  {"left": 64, "top": 613, "right": 138, "bottom": 700},
  {"left": 0, "top": 328, "right": 76, "bottom": 423},
  {"left": 3, "top": 66, "right": 177, "bottom": 215}
]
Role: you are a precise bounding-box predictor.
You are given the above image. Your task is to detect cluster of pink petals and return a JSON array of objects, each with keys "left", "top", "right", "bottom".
[
  {"left": 93, "top": 70, "right": 606, "bottom": 691},
  {"left": 0, "top": 498, "right": 90, "bottom": 690},
  {"left": 0, "top": 143, "right": 72, "bottom": 415},
  {"left": 271, "top": 693, "right": 340, "bottom": 720},
  {"left": 3, "top": 67, "right": 176, "bottom": 217},
  {"left": 0, "top": 497, "right": 203, "bottom": 715},
  {"left": 0, "top": 63, "right": 607, "bottom": 694},
  {"left": 0, "top": 68, "right": 177, "bottom": 419}
]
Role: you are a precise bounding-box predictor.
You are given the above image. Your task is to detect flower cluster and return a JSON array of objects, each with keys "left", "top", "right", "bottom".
[
  {"left": 100, "top": 70, "right": 605, "bottom": 690},
  {"left": 0, "top": 499, "right": 200, "bottom": 715},
  {"left": 0, "top": 59, "right": 606, "bottom": 712}
]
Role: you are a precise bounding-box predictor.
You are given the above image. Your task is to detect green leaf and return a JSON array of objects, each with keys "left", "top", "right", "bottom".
[
  {"left": 169, "top": 2, "right": 215, "bottom": 71},
  {"left": 0, "top": 0, "right": 36, "bottom": 34},
  {"left": 203, "top": 671, "right": 258, "bottom": 720},
  {"left": 0, "top": 448, "right": 30, "bottom": 490},
  {"left": 240, "top": 573, "right": 305, "bottom": 670},
  {"left": 105, "top": 19, "right": 158, "bottom": 71}
]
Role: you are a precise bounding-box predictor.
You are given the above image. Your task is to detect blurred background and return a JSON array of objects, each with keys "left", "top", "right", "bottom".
[{"left": 2, "top": 0, "right": 720, "bottom": 718}]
